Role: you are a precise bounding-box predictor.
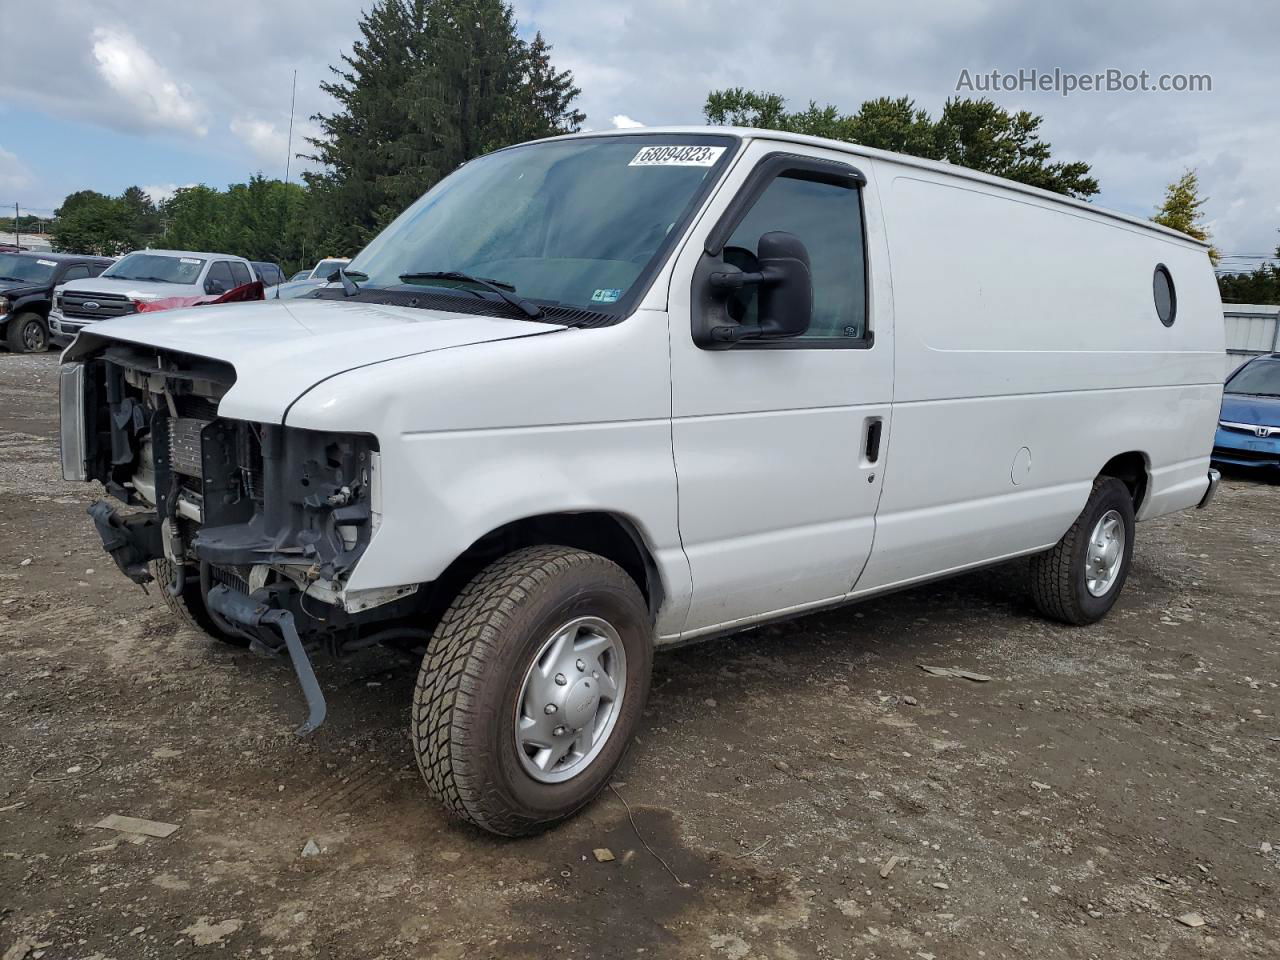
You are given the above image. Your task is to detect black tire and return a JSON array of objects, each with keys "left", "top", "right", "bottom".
[
  {"left": 413, "top": 545, "right": 652, "bottom": 836},
  {"left": 150, "top": 559, "right": 249, "bottom": 647},
  {"left": 6, "top": 312, "right": 49, "bottom": 353},
  {"left": 1029, "top": 477, "right": 1136, "bottom": 625}
]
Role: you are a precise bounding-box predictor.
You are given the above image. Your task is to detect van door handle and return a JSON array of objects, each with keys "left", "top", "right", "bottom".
[{"left": 865, "top": 418, "right": 883, "bottom": 464}]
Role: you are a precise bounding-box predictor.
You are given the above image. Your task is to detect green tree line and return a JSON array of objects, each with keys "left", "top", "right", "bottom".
[
  {"left": 1217, "top": 245, "right": 1280, "bottom": 304},
  {"left": 703, "top": 89, "right": 1100, "bottom": 198}
]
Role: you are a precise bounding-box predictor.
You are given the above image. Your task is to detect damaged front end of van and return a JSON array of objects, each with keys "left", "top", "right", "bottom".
[{"left": 59, "top": 340, "right": 414, "bottom": 734}]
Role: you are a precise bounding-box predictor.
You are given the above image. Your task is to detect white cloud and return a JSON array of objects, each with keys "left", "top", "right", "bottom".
[
  {"left": 0, "top": 144, "right": 32, "bottom": 193},
  {"left": 611, "top": 114, "right": 645, "bottom": 129},
  {"left": 230, "top": 116, "right": 322, "bottom": 177},
  {"left": 140, "top": 183, "right": 196, "bottom": 204},
  {"left": 230, "top": 116, "right": 287, "bottom": 164},
  {"left": 91, "top": 27, "right": 206, "bottom": 136}
]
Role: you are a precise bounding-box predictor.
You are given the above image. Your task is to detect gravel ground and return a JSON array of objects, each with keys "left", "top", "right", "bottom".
[{"left": 1, "top": 350, "right": 1277, "bottom": 960}]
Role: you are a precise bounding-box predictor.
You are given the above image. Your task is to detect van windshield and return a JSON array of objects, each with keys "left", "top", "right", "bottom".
[
  {"left": 1226, "top": 358, "right": 1280, "bottom": 398},
  {"left": 348, "top": 135, "right": 736, "bottom": 312},
  {"left": 103, "top": 253, "right": 205, "bottom": 284}
]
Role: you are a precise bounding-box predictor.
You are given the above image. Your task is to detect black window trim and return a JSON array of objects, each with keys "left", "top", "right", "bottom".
[{"left": 696, "top": 151, "right": 873, "bottom": 351}]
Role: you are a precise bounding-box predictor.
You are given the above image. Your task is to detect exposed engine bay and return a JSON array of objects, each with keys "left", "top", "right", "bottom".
[{"left": 63, "top": 343, "right": 424, "bottom": 733}]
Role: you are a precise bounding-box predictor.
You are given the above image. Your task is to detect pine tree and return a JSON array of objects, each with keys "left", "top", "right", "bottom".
[
  {"left": 1152, "top": 170, "right": 1219, "bottom": 264},
  {"left": 519, "top": 32, "right": 585, "bottom": 139},
  {"left": 119, "top": 186, "right": 162, "bottom": 248},
  {"left": 305, "top": 0, "right": 584, "bottom": 248}
]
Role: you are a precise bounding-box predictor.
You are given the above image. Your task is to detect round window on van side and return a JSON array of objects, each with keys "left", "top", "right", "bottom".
[{"left": 1153, "top": 264, "right": 1176, "bottom": 327}]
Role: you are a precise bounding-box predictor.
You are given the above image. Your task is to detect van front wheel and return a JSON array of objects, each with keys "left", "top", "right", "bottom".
[
  {"left": 413, "top": 546, "right": 652, "bottom": 836},
  {"left": 1030, "top": 477, "right": 1136, "bottom": 625},
  {"left": 151, "top": 560, "right": 249, "bottom": 647}
]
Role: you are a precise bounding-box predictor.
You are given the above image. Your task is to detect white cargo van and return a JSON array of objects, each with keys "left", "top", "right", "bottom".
[
  {"left": 49, "top": 249, "right": 256, "bottom": 342},
  {"left": 59, "top": 128, "right": 1224, "bottom": 835}
]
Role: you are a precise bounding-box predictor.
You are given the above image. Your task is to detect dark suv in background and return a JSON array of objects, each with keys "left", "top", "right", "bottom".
[{"left": 0, "top": 252, "right": 114, "bottom": 352}]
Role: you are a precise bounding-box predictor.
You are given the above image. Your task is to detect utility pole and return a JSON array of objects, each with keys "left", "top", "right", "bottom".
[
  {"left": 14, "top": 203, "right": 19, "bottom": 250},
  {"left": 284, "top": 69, "right": 297, "bottom": 184}
]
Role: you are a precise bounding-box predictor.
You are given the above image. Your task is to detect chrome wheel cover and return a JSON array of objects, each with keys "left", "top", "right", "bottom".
[
  {"left": 1085, "top": 509, "right": 1125, "bottom": 597},
  {"left": 514, "top": 616, "right": 626, "bottom": 784}
]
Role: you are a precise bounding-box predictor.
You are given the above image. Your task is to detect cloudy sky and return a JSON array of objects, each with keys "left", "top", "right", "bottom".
[{"left": 1, "top": 0, "right": 1276, "bottom": 266}]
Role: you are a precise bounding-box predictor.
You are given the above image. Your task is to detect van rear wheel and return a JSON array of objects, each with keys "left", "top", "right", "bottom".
[
  {"left": 1029, "top": 477, "right": 1135, "bottom": 625},
  {"left": 413, "top": 545, "right": 652, "bottom": 836}
]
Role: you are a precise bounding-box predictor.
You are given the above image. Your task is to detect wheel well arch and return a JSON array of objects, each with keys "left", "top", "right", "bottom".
[
  {"left": 11, "top": 299, "right": 50, "bottom": 319},
  {"left": 421, "top": 511, "right": 665, "bottom": 631},
  {"left": 1098, "top": 451, "right": 1149, "bottom": 511}
]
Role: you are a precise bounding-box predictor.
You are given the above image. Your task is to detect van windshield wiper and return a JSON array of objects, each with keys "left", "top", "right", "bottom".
[{"left": 397, "top": 270, "right": 543, "bottom": 319}]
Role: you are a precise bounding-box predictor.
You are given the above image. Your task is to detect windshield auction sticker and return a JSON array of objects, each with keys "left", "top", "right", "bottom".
[{"left": 629, "top": 145, "right": 725, "bottom": 167}]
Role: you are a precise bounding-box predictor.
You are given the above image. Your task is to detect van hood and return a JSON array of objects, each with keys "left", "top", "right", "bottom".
[
  {"left": 1221, "top": 392, "right": 1280, "bottom": 428},
  {"left": 66, "top": 297, "right": 567, "bottom": 424},
  {"left": 60, "top": 275, "right": 187, "bottom": 301}
]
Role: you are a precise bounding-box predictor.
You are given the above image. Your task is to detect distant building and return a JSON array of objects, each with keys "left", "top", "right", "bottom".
[
  {"left": 0, "top": 231, "right": 54, "bottom": 252},
  {"left": 1224, "top": 303, "right": 1279, "bottom": 374}
]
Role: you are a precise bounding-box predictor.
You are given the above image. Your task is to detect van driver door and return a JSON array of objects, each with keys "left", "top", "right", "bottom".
[{"left": 665, "top": 140, "right": 895, "bottom": 638}]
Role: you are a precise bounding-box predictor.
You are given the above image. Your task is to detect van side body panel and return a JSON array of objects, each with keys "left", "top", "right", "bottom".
[{"left": 853, "top": 160, "right": 1223, "bottom": 595}]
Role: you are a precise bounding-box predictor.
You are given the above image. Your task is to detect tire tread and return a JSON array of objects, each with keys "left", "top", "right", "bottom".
[
  {"left": 412, "top": 545, "right": 634, "bottom": 835},
  {"left": 1029, "top": 477, "right": 1129, "bottom": 625}
]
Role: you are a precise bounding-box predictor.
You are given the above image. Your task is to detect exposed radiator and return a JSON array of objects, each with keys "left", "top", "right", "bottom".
[{"left": 169, "top": 418, "right": 210, "bottom": 478}]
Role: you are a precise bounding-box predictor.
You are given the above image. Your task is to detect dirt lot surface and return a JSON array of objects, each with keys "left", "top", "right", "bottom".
[{"left": 1, "top": 351, "right": 1277, "bottom": 960}]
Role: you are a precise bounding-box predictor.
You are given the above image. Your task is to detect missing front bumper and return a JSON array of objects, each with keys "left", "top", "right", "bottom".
[
  {"left": 206, "top": 585, "right": 328, "bottom": 736},
  {"left": 88, "top": 500, "right": 162, "bottom": 585}
]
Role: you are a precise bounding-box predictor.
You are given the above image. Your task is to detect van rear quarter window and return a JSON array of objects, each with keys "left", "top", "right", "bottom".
[{"left": 1153, "top": 264, "right": 1176, "bottom": 326}]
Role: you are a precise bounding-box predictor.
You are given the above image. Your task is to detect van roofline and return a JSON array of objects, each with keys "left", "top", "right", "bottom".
[{"left": 527, "top": 125, "right": 1210, "bottom": 252}]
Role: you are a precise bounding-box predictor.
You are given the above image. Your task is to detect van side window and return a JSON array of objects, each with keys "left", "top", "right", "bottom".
[
  {"left": 229, "top": 261, "right": 252, "bottom": 287},
  {"left": 725, "top": 173, "right": 868, "bottom": 341}
]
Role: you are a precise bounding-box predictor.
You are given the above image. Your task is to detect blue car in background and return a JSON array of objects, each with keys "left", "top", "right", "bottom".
[{"left": 1213, "top": 353, "right": 1280, "bottom": 474}]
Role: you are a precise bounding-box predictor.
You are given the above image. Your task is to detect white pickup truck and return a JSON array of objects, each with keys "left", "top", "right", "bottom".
[
  {"left": 50, "top": 249, "right": 256, "bottom": 343},
  {"left": 59, "top": 128, "right": 1223, "bottom": 836}
]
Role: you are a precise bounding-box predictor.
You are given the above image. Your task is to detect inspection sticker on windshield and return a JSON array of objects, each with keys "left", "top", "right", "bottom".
[
  {"left": 180, "top": 258, "right": 202, "bottom": 264},
  {"left": 591, "top": 288, "right": 622, "bottom": 303},
  {"left": 629, "top": 145, "right": 725, "bottom": 167},
  {"left": 37, "top": 259, "right": 57, "bottom": 267}
]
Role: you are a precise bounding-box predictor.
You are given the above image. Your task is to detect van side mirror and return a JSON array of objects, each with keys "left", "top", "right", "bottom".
[
  {"left": 699, "top": 231, "right": 813, "bottom": 345},
  {"left": 205, "top": 279, "right": 227, "bottom": 295}
]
